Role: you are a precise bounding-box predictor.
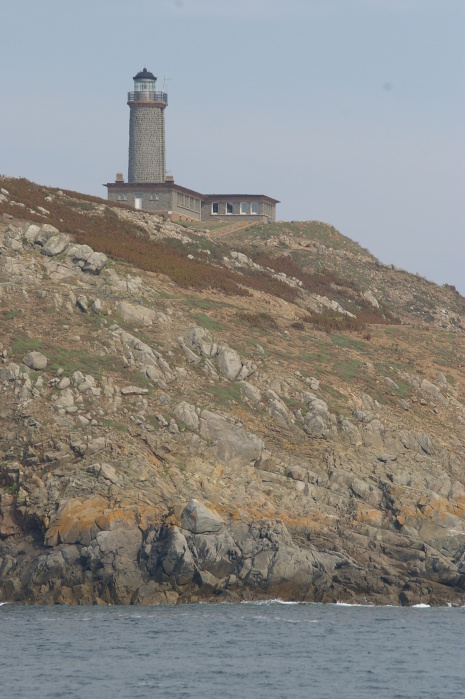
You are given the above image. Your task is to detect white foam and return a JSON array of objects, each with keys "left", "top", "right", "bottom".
[
  {"left": 412, "top": 603, "right": 430, "bottom": 608},
  {"left": 335, "top": 601, "right": 372, "bottom": 607},
  {"left": 241, "top": 599, "right": 302, "bottom": 606}
]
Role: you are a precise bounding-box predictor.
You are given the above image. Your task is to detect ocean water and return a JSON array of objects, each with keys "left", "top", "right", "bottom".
[{"left": 1, "top": 601, "right": 464, "bottom": 699}]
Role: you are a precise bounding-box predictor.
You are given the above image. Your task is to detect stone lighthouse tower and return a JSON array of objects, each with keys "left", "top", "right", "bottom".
[
  {"left": 105, "top": 69, "right": 278, "bottom": 221},
  {"left": 127, "top": 68, "right": 168, "bottom": 183}
]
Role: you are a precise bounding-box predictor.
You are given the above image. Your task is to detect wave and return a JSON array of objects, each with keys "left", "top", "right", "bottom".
[
  {"left": 241, "top": 599, "right": 304, "bottom": 606},
  {"left": 335, "top": 601, "right": 374, "bottom": 607}
]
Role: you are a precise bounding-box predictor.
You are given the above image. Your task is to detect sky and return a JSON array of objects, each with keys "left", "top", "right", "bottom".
[{"left": 1, "top": 0, "right": 464, "bottom": 293}]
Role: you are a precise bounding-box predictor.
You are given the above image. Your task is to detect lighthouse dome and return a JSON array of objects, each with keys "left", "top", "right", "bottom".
[{"left": 133, "top": 68, "right": 156, "bottom": 81}]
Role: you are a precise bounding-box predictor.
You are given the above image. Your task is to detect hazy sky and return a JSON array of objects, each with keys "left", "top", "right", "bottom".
[{"left": 1, "top": 0, "right": 464, "bottom": 293}]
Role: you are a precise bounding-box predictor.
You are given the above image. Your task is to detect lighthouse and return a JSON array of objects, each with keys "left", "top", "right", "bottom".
[
  {"left": 105, "top": 69, "right": 278, "bottom": 222},
  {"left": 127, "top": 68, "right": 168, "bottom": 184}
]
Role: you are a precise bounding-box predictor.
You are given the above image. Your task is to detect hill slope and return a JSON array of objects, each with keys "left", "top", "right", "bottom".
[{"left": 0, "top": 176, "right": 464, "bottom": 606}]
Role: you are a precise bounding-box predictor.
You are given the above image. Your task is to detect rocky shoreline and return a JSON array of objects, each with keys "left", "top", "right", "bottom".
[
  {"left": 1, "top": 180, "right": 464, "bottom": 607},
  {"left": 1, "top": 497, "right": 464, "bottom": 607}
]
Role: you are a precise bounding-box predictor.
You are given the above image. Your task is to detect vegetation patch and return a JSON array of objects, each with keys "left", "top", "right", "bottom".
[
  {"left": 236, "top": 312, "right": 278, "bottom": 331},
  {"left": 301, "top": 309, "right": 395, "bottom": 334},
  {"left": 189, "top": 313, "right": 225, "bottom": 332},
  {"left": 11, "top": 337, "right": 43, "bottom": 357},
  {"left": 204, "top": 382, "right": 242, "bottom": 407}
]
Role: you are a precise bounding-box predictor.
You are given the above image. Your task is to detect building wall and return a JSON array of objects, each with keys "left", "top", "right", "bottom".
[
  {"left": 128, "top": 105, "right": 165, "bottom": 183},
  {"left": 201, "top": 197, "right": 275, "bottom": 223},
  {"left": 175, "top": 191, "right": 202, "bottom": 218},
  {"left": 108, "top": 188, "right": 173, "bottom": 213},
  {"left": 107, "top": 188, "right": 276, "bottom": 223},
  {"left": 107, "top": 186, "right": 203, "bottom": 221}
]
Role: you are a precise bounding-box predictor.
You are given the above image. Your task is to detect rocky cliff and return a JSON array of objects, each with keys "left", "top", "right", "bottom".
[{"left": 1, "top": 177, "right": 464, "bottom": 606}]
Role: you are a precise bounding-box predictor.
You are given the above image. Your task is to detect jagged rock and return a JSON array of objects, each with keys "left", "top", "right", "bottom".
[
  {"left": 217, "top": 346, "right": 242, "bottom": 380},
  {"left": 302, "top": 391, "right": 318, "bottom": 405},
  {"left": 416, "top": 432, "right": 434, "bottom": 455},
  {"left": 54, "top": 388, "right": 75, "bottom": 409},
  {"left": 180, "top": 499, "right": 224, "bottom": 534},
  {"left": 75, "top": 374, "right": 95, "bottom": 393},
  {"left": 35, "top": 224, "right": 60, "bottom": 247},
  {"left": 178, "top": 339, "right": 202, "bottom": 365},
  {"left": 364, "top": 290, "right": 379, "bottom": 307},
  {"left": 421, "top": 379, "right": 441, "bottom": 400},
  {"left": 0, "top": 362, "right": 20, "bottom": 381},
  {"left": 121, "top": 386, "right": 149, "bottom": 395},
  {"left": 306, "top": 377, "right": 320, "bottom": 391},
  {"left": 230, "top": 251, "right": 254, "bottom": 267},
  {"left": 304, "top": 397, "right": 330, "bottom": 436},
  {"left": 88, "top": 463, "right": 120, "bottom": 485},
  {"left": 192, "top": 529, "right": 239, "bottom": 578},
  {"left": 185, "top": 326, "right": 216, "bottom": 357},
  {"left": 203, "top": 358, "right": 219, "bottom": 380},
  {"left": 0, "top": 494, "right": 22, "bottom": 537},
  {"left": 236, "top": 360, "right": 257, "bottom": 381},
  {"left": 168, "top": 419, "right": 179, "bottom": 434},
  {"left": 68, "top": 244, "right": 94, "bottom": 265},
  {"left": 287, "top": 465, "right": 307, "bottom": 481},
  {"left": 83, "top": 252, "right": 107, "bottom": 275},
  {"left": 40, "top": 233, "right": 70, "bottom": 257},
  {"left": 22, "top": 351, "right": 47, "bottom": 370},
  {"left": 116, "top": 301, "right": 155, "bottom": 326},
  {"left": 173, "top": 401, "right": 199, "bottom": 431},
  {"left": 148, "top": 526, "right": 196, "bottom": 586},
  {"left": 91, "top": 298, "right": 102, "bottom": 313},
  {"left": 76, "top": 295, "right": 88, "bottom": 312},
  {"left": 268, "top": 397, "right": 291, "bottom": 423},
  {"left": 199, "top": 410, "right": 264, "bottom": 466},
  {"left": 240, "top": 381, "right": 262, "bottom": 404},
  {"left": 6, "top": 237, "right": 22, "bottom": 251},
  {"left": 145, "top": 365, "right": 166, "bottom": 389},
  {"left": 115, "top": 330, "right": 162, "bottom": 370}
]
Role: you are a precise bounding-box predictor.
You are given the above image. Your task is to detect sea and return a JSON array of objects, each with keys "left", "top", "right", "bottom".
[{"left": 1, "top": 601, "right": 464, "bottom": 699}]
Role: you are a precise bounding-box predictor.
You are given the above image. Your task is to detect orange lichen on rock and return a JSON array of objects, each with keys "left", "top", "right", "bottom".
[{"left": 44, "top": 497, "right": 157, "bottom": 547}]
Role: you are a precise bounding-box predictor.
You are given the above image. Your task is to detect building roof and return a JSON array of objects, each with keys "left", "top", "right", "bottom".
[
  {"left": 133, "top": 68, "right": 156, "bottom": 81},
  {"left": 105, "top": 180, "right": 205, "bottom": 200},
  {"left": 204, "top": 193, "right": 280, "bottom": 204}
]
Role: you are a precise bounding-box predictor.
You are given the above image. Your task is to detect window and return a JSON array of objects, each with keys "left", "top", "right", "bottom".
[
  {"left": 251, "top": 201, "right": 258, "bottom": 214},
  {"left": 226, "top": 202, "right": 233, "bottom": 214},
  {"left": 211, "top": 202, "right": 219, "bottom": 214},
  {"left": 240, "top": 202, "right": 248, "bottom": 215},
  {"left": 117, "top": 194, "right": 128, "bottom": 202},
  {"left": 135, "top": 195, "right": 142, "bottom": 210}
]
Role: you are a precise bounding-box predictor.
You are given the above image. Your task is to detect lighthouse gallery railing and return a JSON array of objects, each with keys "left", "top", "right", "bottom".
[{"left": 127, "top": 91, "right": 168, "bottom": 104}]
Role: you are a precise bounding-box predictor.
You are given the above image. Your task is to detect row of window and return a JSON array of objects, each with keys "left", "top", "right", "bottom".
[
  {"left": 115, "top": 194, "right": 267, "bottom": 217},
  {"left": 177, "top": 192, "right": 200, "bottom": 211},
  {"left": 211, "top": 201, "right": 259, "bottom": 215}
]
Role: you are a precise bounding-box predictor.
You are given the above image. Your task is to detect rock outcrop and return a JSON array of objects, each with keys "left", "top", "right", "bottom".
[{"left": 0, "top": 176, "right": 464, "bottom": 607}]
